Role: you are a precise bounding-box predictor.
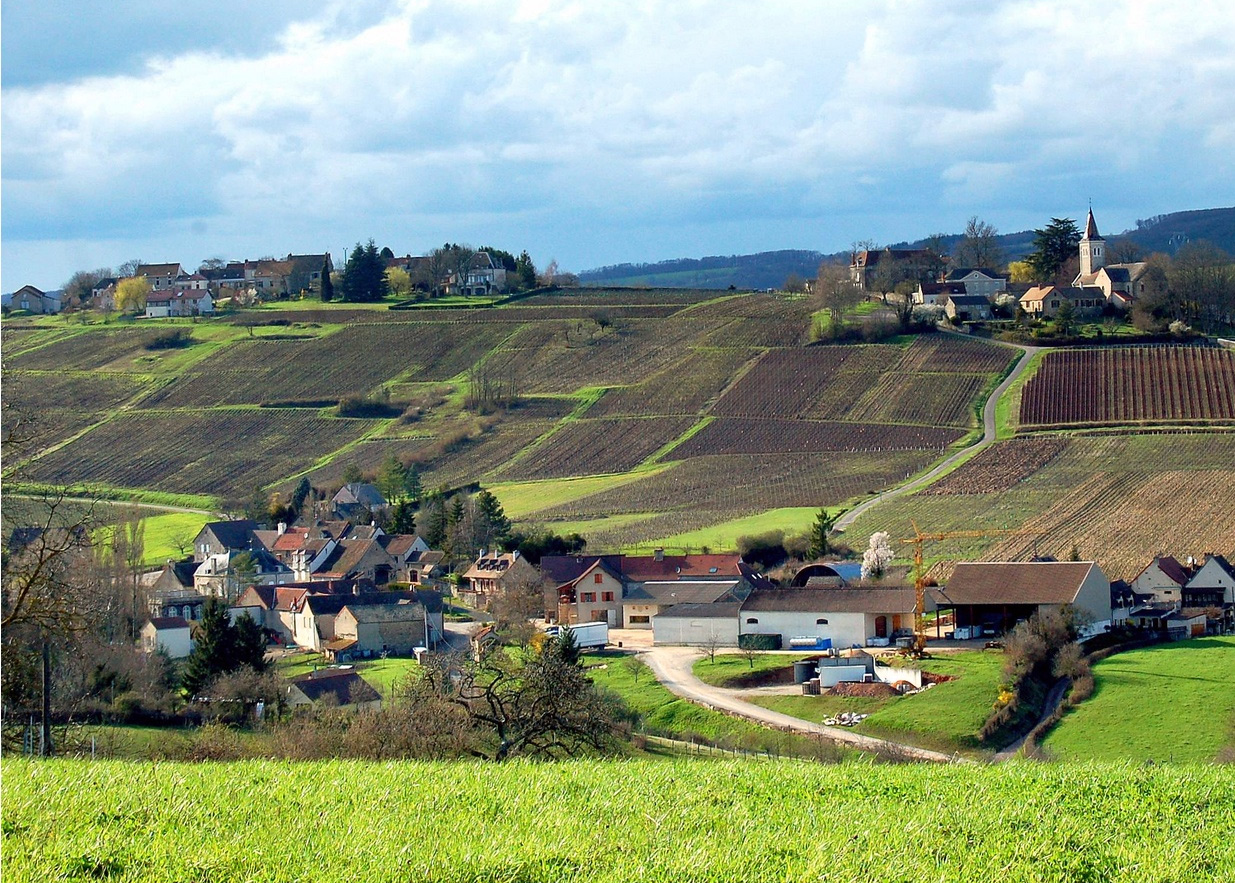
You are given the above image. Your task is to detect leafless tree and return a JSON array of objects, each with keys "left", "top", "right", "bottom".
[
  {"left": 951, "top": 216, "right": 1004, "bottom": 270},
  {"left": 813, "top": 261, "right": 864, "bottom": 337}
]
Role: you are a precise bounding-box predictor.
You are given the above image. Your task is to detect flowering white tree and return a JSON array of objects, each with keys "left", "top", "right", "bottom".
[{"left": 861, "top": 531, "right": 895, "bottom": 580}]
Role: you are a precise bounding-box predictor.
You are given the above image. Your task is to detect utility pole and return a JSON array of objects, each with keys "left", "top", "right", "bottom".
[{"left": 41, "top": 640, "right": 53, "bottom": 757}]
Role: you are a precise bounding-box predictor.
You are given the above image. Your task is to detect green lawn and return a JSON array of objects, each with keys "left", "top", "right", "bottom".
[
  {"left": 646, "top": 506, "right": 829, "bottom": 553},
  {"left": 691, "top": 651, "right": 814, "bottom": 687},
  {"left": 582, "top": 652, "right": 848, "bottom": 758},
  {"left": 4, "top": 759, "right": 1232, "bottom": 882},
  {"left": 273, "top": 652, "right": 421, "bottom": 699},
  {"left": 752, "top": 650, "right": 1004, "bottom": 756},
  {"left": 93, "top": 511, "right": 208, "bottom": 566},
  {"left": 489, "top": 468, "right": 671, "bottom": 519},
  {"left": 1041, "top": 636, "right": 1235, "bottom": 762}
]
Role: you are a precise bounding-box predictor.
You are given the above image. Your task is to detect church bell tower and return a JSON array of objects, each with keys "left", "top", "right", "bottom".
[{"left": 1079, "top": 207, "right": 1105, "bottom": 277}]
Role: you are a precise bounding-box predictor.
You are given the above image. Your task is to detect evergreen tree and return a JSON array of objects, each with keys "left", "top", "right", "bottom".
[
  {"left": 515, "top": 251, "right": 538, "bottom": 291},
  {"left": 232, "top": 615, "right": 268, "bottom": 673},
  {"left": 1027, "top": 218, "right": 1081, "bottom": 282},
  {"left": 390, "top": 498, "right": 418, "bottom": 534},
  {"left": 376, "top": 453, "right": 407, "bottom": 501},
  {"left": 420, "top": 492, "right": 448, "bottom": 548},
  {"left": 808, "top": 508, "right": 835, "bottom": 559},
  {"left": 290, "top": 477, "right": 312, "bottom": 518},
  {"left": 473, "top": 489, "right": 512, "bottom": 550},
  {"left": 402, "top": 464, "right": 423, "bottom": 504},
  {"left": 181, "top": 599, "right": 236, "bottom": 696},
  {"left": 339, "top": 240, "right": 389, "bottom": 302},
  {"left": 320, "top": 260, "right": 335, "bottom": 301}
]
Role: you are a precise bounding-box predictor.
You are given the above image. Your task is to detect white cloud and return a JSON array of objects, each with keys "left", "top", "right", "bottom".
[{"left": 3, "top": 0, "right": 1235, "bottom": 290}]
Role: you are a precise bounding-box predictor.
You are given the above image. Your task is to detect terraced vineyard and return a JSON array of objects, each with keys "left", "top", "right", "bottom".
[
  {"left": 1020, "top": 345, "right": 1235, "bottom": 427},
  {"left": 3, "top": 295, "right": 1020, "bottom": 542}
]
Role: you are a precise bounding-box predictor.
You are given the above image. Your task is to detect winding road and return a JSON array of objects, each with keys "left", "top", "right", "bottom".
[
  {"left": 834, "top": 340, "right": 1040, "bottom": 532},
  {"left": 640, "top": 645, "right": 968, "bottom": 763}
]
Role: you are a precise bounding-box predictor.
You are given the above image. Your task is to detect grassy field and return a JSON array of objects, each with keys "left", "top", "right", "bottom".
[
  {"left": 1041, "top": 637, "right": 1235, "bottom": 763},
  {"left": 690, "top": 651, "right": 814, "bottom": 686},
  {"left": 751, "top": 650, "right": 1005, "bottom": 755},
  {"left": 92, "top": 511, "right": 209, "bottom": 566},
  {"left": 3, "top": 759, "right": 1232, "bottom": 882}
]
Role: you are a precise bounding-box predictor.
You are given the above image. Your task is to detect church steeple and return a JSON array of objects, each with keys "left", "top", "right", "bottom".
[{"left": 1079, "top": 207, "right": 1105, "bottom": 276}]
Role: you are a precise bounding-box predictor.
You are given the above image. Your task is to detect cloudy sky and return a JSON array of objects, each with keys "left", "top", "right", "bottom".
[{"left": 4, "top": 0, "right": 1234, "bottom": 292}]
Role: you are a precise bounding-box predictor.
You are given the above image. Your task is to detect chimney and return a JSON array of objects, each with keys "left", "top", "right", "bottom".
[
  {"left": 277, "top": 522, "right": 287, "bottom": 535},
  {"left": 654, "top": 548, "right": 664, "bottom": 562}
]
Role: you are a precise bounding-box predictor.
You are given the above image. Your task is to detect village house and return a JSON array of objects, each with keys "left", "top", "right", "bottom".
[
  {"left": 1131, "top": 556, "right": 1192, "bottom": 605},
  {"left": 330, "top": 601, "right": 433, "bottom": 660},
  {"left": 287, "top": 669, "right": 382, "bottom": 711},
  {"left": 622, "top": 579, "right": 751, "bottom": 630},
  {"left": 914, "top": 281, "right": 967, "bottom": 306},
  {"left": 331, "top": 483, "right": 389, "bottom": 522},
  {"left": 651, "top": 602, "right": 743, "bottom": 646},
  {"left": 943, "top": 293, "right": 993, "bottom": 322},
  {"left": 141, "top": 617, "right": 193, "bottom": 658},
  {"left": 5, "top": 285, "right": 63, "bottom": 314},
  {"left": 143, "top": 288, "right": 214, "bottom": 318},
  {"left": 461, "top": 251, "right": 508, "bottom": 296},
  {"left": 147, "top": 558, "right": 206, "bottom": 620},
  {"left": 461, "top": 551, "right": 538, "bottom": 609},
  {"left": 194, "top": 546, "right": 293, "bottom": 602},
  {"left": 944, "top": 268, "right": 1007, "bottom": 298},
  {"left": 135, "top": 263, "right": 188, "bottom": 291},
  {"left": 849, "top": 248, "right": 942, "bottom": 290},
  {"left": 1018, "top": 285, "right": 1104, "bottom": 319}
]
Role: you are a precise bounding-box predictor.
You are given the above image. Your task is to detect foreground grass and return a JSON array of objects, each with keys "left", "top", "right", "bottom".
[
  {"left": 1042, "top": 636, "right": 1235, "bottom": 763},
  {"left": 4, "top": 759, "right": 1233, "bottom": 882}
]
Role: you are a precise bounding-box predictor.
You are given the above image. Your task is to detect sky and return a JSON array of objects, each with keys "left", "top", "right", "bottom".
[{"left": 4, "top": 0, "right": 1235, "bottom": 292}]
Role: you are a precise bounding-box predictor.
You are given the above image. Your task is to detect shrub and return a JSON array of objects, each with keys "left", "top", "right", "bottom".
[
  {"left": 145, "top": 329, "right": 193, "bottom": 350},
  {"left": 738, "top": 633, "right": 781, "bottom": 651},
  {"left": 337, "top": 393, "right": 400, "bottom": 418}
]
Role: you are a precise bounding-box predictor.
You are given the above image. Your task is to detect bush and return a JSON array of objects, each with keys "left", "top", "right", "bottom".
[
  {"left": 738, "top": 633, "right": 781, "bottom": 651},
  {"left": 145, "top": 329, "right": 193, "bottom": 350},
  {"left": 337, "top": 393, "right": 400, "bottom": 418}
]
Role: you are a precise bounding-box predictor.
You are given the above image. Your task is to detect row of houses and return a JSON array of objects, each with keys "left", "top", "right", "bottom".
[{"left": 461, "top": 547, "right": 1235, "bottom": 650}]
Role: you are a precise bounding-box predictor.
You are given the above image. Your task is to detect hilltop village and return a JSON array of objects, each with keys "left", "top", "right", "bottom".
[{"left": 3, "top": 210, "right": 1234, "bottom": 765}]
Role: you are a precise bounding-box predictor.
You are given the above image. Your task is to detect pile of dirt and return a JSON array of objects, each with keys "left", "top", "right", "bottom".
[
  {"left": 827, "top": 681, "right": 899, "bottom": 698},
  {"left": 922, "top": 672, "right": 957, "bottom": 685}
]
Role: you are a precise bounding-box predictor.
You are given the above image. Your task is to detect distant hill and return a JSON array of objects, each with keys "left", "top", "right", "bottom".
[{"left": 579, "top": 207, "right": 1235, "bottom": 289}]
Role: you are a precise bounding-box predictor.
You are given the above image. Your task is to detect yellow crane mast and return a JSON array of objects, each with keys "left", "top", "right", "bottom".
[{"left": 898, "top": 521, "right": 1039, "bottom": 656}]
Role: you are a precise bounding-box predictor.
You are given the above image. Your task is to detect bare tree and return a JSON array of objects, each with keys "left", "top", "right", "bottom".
[
  {"left": 951, "top": 216, "right": 1004, "bottom": 270},
  {"left": 700, "top": 629, "right": 723, "bottom": 664},
  {"left": 813, "top": 261, "right": 864, "bottom": 338}
]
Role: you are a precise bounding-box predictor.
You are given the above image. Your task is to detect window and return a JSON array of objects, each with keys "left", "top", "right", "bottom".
[
  {"left": 630, "top": 615, "right": 650, "bottom": 624},
  {"left": 816, "top": 618, "right": 828, "bottom": 625},
  {"left": 746, "top": 618, "right": 759, "bottom": 624},
  {"left": 602, "top": 592, "right": 614, "bottom": 602},
  {"left": 594, "top": 573, "right": 604, "bottom": 584},
  {"left": 581, "top": 592, "right": 596, "bottom": 603}
]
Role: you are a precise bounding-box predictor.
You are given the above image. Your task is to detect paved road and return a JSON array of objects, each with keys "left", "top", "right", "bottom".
[
  {"left": 834, "top": 340, "right": 1040, "bottom": 532},
  {"left": 640, "top": 645, "right": 967, "bottom": 763}
]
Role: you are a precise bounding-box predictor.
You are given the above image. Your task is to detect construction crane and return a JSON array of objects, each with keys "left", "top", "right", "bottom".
[{"left": 898, "top": 521, "right": 1038, "bottom": 656}]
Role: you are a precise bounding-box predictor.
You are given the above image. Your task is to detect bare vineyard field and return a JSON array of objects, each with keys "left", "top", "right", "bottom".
[
  {"left": 921, "top": 437, "right": 1071, "bottom": 495},
  {"left": 893, "top": 334, "right": 1016, "bottom": 374},
  {"left": 23, "top": 410, "right": 378, "bottom": 498},
  {"left": 586, "top": 348, "right": 756, "bottom": 417},
  {"left": 1020, "top": 345, "right": 1235, "bottom": 426},
  {"left": 4, "top": 372, "right": 150, "bottom": 451},
  {"left": 515, "top": 287, "right": 724, "bottom": 306},
  {"left": 674, "top": 418, "right": 963, "bottom": 457},
  {"left": 536, "top": 450, "right": 941, "bottom": 548},
  {"left": 847, "top": 433, "right": 1235, "bottom": 580},
  {"left": 703, "top": 316, "right": 811, "bottom": 347},
  {"left": 712, "top": 346, "right": 900, "bottom": 418},
  {"left": 679, "top": 292, "right": 809, "bottom": 320},
  {"left": 848, "top": 372, "right": 987, "bottom": 427},
  {"left": 140, "top": 323, "right": 510, "bottom": 407},
  {"left": 499, "top": 417, "right": 696, "bottom": 481},
  {"left": 484, "top": 318, "right": 729, "bottom": 395},
  {"left": 9, "top": 327, "right": 176, "bottom": 371}
]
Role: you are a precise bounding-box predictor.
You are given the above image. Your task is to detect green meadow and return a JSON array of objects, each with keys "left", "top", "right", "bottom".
[{"left": 3, "top": 759, "right": 1232, "bottom": 882}]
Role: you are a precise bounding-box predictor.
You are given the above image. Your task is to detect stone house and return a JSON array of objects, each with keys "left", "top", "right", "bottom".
[{"left": 141, "top": 617, "right": 193, "bottom": 658}]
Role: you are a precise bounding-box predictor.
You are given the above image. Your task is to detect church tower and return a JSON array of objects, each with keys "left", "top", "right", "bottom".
[{"left": 1079, "top": 207, "right": 1105, "bottom": 277}]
